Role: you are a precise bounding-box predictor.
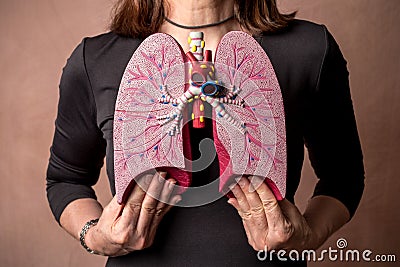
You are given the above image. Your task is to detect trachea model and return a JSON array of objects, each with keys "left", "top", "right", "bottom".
[{"left": 114, "top": 31, "right": 287, "bottom": 204}]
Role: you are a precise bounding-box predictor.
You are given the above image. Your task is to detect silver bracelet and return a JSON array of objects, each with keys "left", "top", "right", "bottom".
[{"left": 79, "top": 218, "right": 102, "bottom": 255}]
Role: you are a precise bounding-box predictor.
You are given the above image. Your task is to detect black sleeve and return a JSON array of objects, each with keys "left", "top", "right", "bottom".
[
  {"left": 46, "top": 39, "right": 106, "bottom": 224},
  {"left": 304, "top": 26, "right": 365, "bottom": 218}
]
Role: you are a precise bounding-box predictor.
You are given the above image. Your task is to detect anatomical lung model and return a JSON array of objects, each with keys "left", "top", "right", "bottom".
[{"left": 114, "top": 31, "right": 286, "bottom": 204}]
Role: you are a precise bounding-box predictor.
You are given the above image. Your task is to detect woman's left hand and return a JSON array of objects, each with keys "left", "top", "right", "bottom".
[{"left": 228, "top": 176, "right": 318, "bottom": 252}]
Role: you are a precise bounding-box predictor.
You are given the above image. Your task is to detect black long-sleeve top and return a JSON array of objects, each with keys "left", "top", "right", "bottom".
[{"left": 46, "top": 20, "right": 364, "bottom": 266}]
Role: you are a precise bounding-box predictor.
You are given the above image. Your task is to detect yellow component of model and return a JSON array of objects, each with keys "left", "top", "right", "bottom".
[
  {"left": 200, "top": 116, "right": 204, "bottom": 123},
  {"left": 188, "top": 98, "right": 193, "bottom": 103},
  {"left": 188, "top": 36, "right": 192, "bottom": 44},
  {"left": 209, "top": 71, "right": 213, "bottom": 77},
  {"left": 191, "top": 46, "right": 197, "bottom": 52},
  {"left": 201, "top": 40, "right": 205, "bottom": 48},
  {"left": 195, "top": 96, "right": 199, "bottom": 99},
  {"left": 211, "top": 66, "right": 215, "bottom": 72},
  {"left": 191, "top": 113, "right": 195, "bottom": 120},
  {"left": 200, "top": 64, "right": 207, "bottom": 69},
  {"left": 201, "top": 96, "right": 206, "bottom": 101},
  {"left": 200, "top": 104, "right": 204, "bottom": 111}
]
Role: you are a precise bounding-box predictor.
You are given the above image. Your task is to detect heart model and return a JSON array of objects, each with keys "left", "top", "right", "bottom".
[{"left": 114, "top": 31, "right": 286, "bottom": 204}]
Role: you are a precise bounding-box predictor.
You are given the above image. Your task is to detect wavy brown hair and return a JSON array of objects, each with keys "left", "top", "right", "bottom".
[{"left": 110, "top": 0, "right": 296, "bottom": 38}]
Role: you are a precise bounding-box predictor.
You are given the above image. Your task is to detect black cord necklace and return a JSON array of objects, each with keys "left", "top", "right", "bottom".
[{"left": 165, "top": 15, "right": 235, "bottom": 30}]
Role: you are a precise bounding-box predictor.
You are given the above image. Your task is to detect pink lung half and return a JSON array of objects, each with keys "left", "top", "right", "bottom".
[
  {"left": 214, "top": 31, "right": 286, "bottom": 200},
  {"left": 114, "top": 33, "right": 191, "bottom": 204}
]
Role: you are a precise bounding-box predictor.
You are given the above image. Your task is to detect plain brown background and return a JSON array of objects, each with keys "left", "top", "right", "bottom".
[{"left": 0, "top": 0, "right": 399, "bottom": 266}]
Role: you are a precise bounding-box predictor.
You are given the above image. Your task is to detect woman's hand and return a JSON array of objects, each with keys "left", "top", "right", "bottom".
[
  {"left": 227, "top": 176, "right": 318, "bottom": 252},
  {"left": 85, "top": 172, "right": 181, "bottom": 256}
]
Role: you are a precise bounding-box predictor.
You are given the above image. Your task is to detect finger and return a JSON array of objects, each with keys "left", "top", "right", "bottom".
[
  {"left": 136, "top": 172, "right": 167, "bottom": 233},
  {"left": 227, "top": 197, "right": 240, "bottom": 210},
  {"left": 157, "top": 194, "right": 182, "bottom": 218},
  {"left": 242, "top": 217, "right": 256, "bottom": 248},
  {"left": 149, "top": 179, "right": 176, "bottom": 222},
  {"left": 237, "top": 177, "right": 267, "bottom": 220},
  {"left": 229, "top": 181, "right": 251, "bottom": 220},
  {"left": 249, "top": 177, "right": 293, "bottom": 249},
  {"left": 154, "top": 193, "right": 182, "bottom": 222},
  {"left": 254, "top": 178, "right": 288, "bottom": 230},
  {"left": 102, "top": 195, "right": 125, "bottom": 222},
  {"left": 118, "top": 173, "right": 153, "bottom": 229},
  {"left": 230, "top": 178, "right": 266, "bottom": 239},
  {"left": 227, "top": 197, "right": 255, "bottom": 243},
  {"left": 236, "top": 177, "right": 269, "bottom": 243},
  {"left": 248, "top": 175, "right": 264, "bottom": 193},
  {"left": 147, "top": 194, "right": 182, "bottom": 242},
  {"left": 157, "top": 178, "right": 177, "bottom": 206},
  {"left": 228, "top": 197, "right": 259, "bottom": 250},
  {"left": 133, "top": 171, "right": 155, "bottom": 194}
]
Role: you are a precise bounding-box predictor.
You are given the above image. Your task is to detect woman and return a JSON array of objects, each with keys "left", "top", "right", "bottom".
[{"left": 46, "top": 0, "right": 365, "bottom": 266}]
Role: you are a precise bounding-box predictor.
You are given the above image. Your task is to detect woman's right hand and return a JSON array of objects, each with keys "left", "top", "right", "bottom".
[{"left": 85, "top": 171, "right": 181, "bottom": 256}]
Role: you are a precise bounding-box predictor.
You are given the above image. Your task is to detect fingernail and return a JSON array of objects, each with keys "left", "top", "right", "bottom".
[
  {"left": 249, "top": 176, "right": 262, "bottom": 193},
  {"left": 248, "top": 183, "right": 255, "bottom": 193},
  {"left": 141, "top": 174, "right": 153, "bottom": 186},
  {"left": 158, "top": 172, "right": 167, "bottom": 182},
  {"left": 228, "top": 183, "right": 237, "bottom": 191},
  {"left": 251, "top": 175, "right": 263, "bottom": 183},
  {"left": 235, "top": 177, "right": 245, "bottom": 187},
  {"left": 168, "top": 179, "right": 176, "bottom": 189},
  {"left": 173, "top": 196, "right": 182, "bottom": 205}
]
